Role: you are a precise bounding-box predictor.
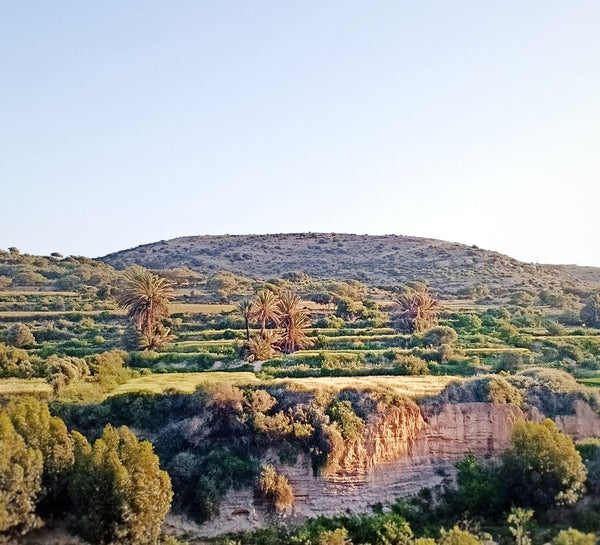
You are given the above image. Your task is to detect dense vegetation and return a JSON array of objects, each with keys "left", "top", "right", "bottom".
[{"left": 2, "top": 244, "right": 600, "bottom": 544}]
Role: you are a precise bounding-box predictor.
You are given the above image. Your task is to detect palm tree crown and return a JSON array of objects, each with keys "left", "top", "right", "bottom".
[
  {"left": 276, "top": 291, "right": 314, "bottom": 354},
  {"left": 392, "top": 285, "right": 440, "bottom": 333},
  {"left": 117, "top": 267, "right": 175, "bottom": 349},
  {"left": 250, "top": 290, "right": 282, "bottom": 338}
]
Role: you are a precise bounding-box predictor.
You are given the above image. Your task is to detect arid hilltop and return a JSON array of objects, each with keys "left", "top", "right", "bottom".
[{"left": 100, "top": 233, "right": 594, "bottom": 296}]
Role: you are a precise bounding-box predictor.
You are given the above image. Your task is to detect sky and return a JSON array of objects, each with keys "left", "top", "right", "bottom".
[{"left": 1, "top": 2, "right": 599, "bottom": 265}]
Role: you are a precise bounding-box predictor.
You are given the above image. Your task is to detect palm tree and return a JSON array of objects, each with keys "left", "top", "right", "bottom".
[
  {"left": 392, "top": 285, "right": 440, "bottom": 333},
  {"left": 246, "top": 330, "right": 281, "bottom": 362},
  {"left": 276, "top": 291, "right": 314, "bottom": 354},
  {"left": 116, "top": 267, "right": 175, "bottom": 350},
  {"left": 236, "top": 299, "right": 254, "bottom": 341},
  {"left": 251, "top": 290, "right": 282, "bottom": 338}
]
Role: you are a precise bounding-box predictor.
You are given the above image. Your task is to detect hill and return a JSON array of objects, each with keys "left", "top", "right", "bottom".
[
  {"left": 100, "top": 233, "right": 594, "bottom": 297},
  {"left": 549, "top": 264, "right": 600, "bottom": 286}
]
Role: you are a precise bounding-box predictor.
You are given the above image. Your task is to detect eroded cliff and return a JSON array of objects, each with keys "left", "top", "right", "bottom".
[{"left": 188, "top": 399, "right": 600, "bottom": 537}]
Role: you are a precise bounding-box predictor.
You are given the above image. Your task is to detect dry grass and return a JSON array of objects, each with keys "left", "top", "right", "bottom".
[
  {"left": 463, "top": 347, "right": 531, "bottom": 354},
  {"left": 275, "top": 375, "right": 461, "bottom": 398},
  {"left": 0, "top": 310, "right": 124, "bottom": 318},
  {"left": 0, "top": 378, "right": 52, "bottom": 396},
  {"left": 108, "top": 371, "right": 262, "bottom": 396},
  {"left": 108, "top": 372, "right": 459, "bottom": 399},
  {"left": 0, "top": 303, "right": 235, "bottom": 319},
  {"left": 0, "top": 290, "right": 80, "bottom": 297},
  {"left": 170, "top": 303, "right": 236, "bottom": 314}
]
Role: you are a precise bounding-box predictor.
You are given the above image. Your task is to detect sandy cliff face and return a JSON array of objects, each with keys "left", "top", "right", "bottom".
[
  {"left": 187, "top": 401, "right": 600, "bottom": 537},
  {"left": 330, "top": 401, "right": 426, "bottom": 477}
]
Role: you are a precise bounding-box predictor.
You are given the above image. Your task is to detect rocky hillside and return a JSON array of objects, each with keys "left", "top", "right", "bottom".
[{"left": 100, "top": 233, "right": 593, "bottom": 296}]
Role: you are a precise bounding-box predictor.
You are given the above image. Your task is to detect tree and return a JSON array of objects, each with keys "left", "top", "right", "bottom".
[
  {"left": 276, "top": 291, "right": 314, "bottom": 354},
  {"left": 236, "top": 299, "right": 254, "bottom": 341},
  {"left": 392, "top": 285, "right": 440, "bottom": 333},
  {"left": 450, "top": 454, "right": 507, "bottom": 519},
  {"left": 0, "top": 412, "right": 43, "bottom": 539},
  {"left": 251, "top": 290, "right": 281, "bottom": 338},
  {"left": 502, "top": 419, "right": 587, "bottom": 509},
  {"left": 5, "top": 397, "right": 74, "bottom": 516},
  {"left": 69, "top": 425, "right": 172, "bottom": 545},
  {"left": 117, "top": 267, "right": 175, "bottom": 350},
  {"left": 580, "top": 294, "right": 600, "bottom": 328}
]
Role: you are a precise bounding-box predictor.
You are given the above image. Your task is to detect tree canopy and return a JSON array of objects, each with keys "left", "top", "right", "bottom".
[
  {"left": 69, "top": 424, "right": 173, "bottom": 545},
  {"left": 503, "top": 419, "right": 587, "bottom": 509}
]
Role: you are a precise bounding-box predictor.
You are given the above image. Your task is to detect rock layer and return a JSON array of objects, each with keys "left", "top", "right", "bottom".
[{"left": 191, "top": 401, "right": 600, "bottom": 537}]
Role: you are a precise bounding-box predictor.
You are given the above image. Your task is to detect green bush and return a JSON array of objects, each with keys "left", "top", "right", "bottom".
[
  {"left": 423, "top": 326, "right": 458, "bottom": 347},
  {"left": 327, "top": 399, "right": 365, "bottom": 443},
  {"left": 393, "top": 354, "right": 429, "bottom": 376}
]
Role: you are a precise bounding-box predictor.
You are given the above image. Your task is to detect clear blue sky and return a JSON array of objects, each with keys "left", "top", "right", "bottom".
[{"left": 2, "top": 2, "right": 599, "bottom": 264}]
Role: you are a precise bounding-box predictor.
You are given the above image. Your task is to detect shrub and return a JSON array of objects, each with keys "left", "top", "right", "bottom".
[
  {"left": 581, "top": 295, "right": 600, "bottom": 328},
  {"left": 452, "top": 314, "right": 482, "bottom": 333},
  {"left": 488, "top": 376, "right": 523, "bottom": 406},
  {"left": 393, "top": 354, "right": 429, "bottom": 376},
  {"left": 423, "top": 326, "right": 458, "bottom": 347},
  {"left": 317, "top": 527, "right": 351, "bottom": 545},
  {"left": 451, "top": 454, "right": 507, "bottom": 519},
  {"left": 6, "top": 323, "right": 35, "bottom": 348},
  {"left": 493, "top": 352, "right": 524, "bottom": 374},
  {"left": 207, "top": 271, "right": 239, "bottom": 299},
  {"left": 552, "top": 529, "right": 596, "bottom": 545},
  {"left": 13, "top": 271, "right": 47, "bottom": 286},
  {"left": 257, "top": 464, "right": 294, "bottom": 512},
  {"left": 438, "top": 527, "right": 482, "bottom": 545},
  {"left": 46, "top": 355, "right": 89, "bottom": 396},
  {"left": 326, "top": 400, "right": 365, "bottom": 443},
  {"left": 546, "top": 321, "right": 567, "bottom": 336},
  {"left": 0, "top": 342, "right": 35, "bottom": 378}
]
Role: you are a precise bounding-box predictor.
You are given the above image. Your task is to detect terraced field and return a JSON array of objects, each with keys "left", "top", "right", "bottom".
[
  {"left": 108, "top": 372, "right": 459, "bottom": 399},
  {"left": 0, "top": 378, "right": 52, "bottom": 396}
]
